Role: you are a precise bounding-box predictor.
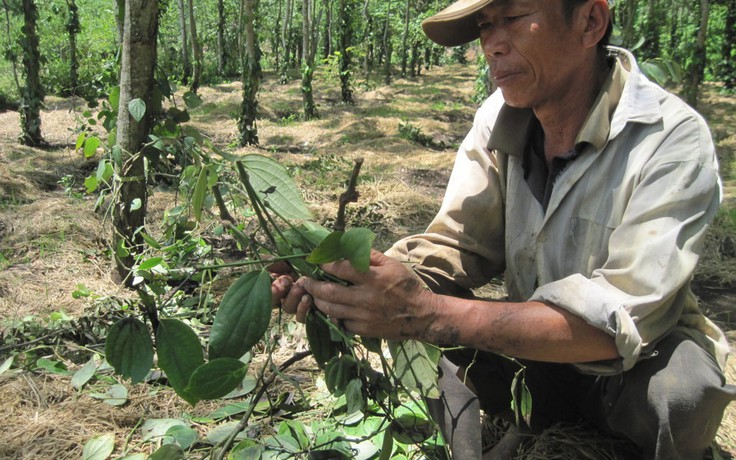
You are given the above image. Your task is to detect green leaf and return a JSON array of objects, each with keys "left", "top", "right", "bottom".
[
  {"left": 82, "top": 433, "right": 115, "bottom": 460},
  {"left": 231, "top": 439, "right": 263, "bottom": 459},
  {"left": 511, "top": 367, "right": 533, "bottom": 428},
  {"left": 306, "top": 228, "right": 375, "bottom": 272},
  {"left": 138, "top": 257, "right": 164, "bottom": 271},
  {"left": 148, "top": 443, "right": 185, "bottom": 460},
  {"left": 183, "top": 91, "right": 203, "bottom": 109},
  {"left": 388, "top": 340, "right": 441, "bottom": 398},
  {"left": 109, "top": 86, "right": 120, "bottom": 111},
  {"left": 130, "top": 198, "right": 142, "bottom": 211},
  {"left": 72, "top": 355, "right": 99, "bottom": 390},
  {"left": 306, "top": 231, "right": 344, "bottom": 265},
  {"left": 191, "top": 165, "right": 208, "bottom": 222},
  {"left": 240, "top": 154, "right": 312, "bottom": 220},
  {"left": 89, "top": 383, "right": 128, "bottom": 406},
  {"left": 75, "top": 132, "right": 86, "bottom": 151},
  {"left": 141, "top": 418, "right": 189, "bottom": 442},
  {"left": 165, "top": 425, "right": 199, "bottom": 450},
  {"left": 105, "top": 317, "right": 154, "bottom": 384},
  {"left": 83, "top": 136, "right": 101, "bottom": 158},
  {"left": 389, "top": 414, "right": 435, "bottom": 444},
  {"left": 278, "top": 420, "right": 310, "bottom": 450},
  {"left": 156, "top": 319, "right": 205, "bottom": 406},
  {"left": 128, "top": 98, "right": 146, "bottom": 122},
  {"left": 340, "top": 228, "right": 375, "bottom": 272},
  {"left": 36, "top": 357, "right": 71, "bottom": 375},
  {"left": 186, "top": 358, "right": 248, "bottom": 400},
  {"left": 345, "top": 378, "right": 365, "bottom": 415},
  {"left": 84, "top": 175, "right": 98, "bottom": 194},
  {"left": 209, "top": 270, "right": 273, "bottom": 360}
]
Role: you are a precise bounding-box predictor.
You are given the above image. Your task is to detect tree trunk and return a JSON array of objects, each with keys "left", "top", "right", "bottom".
[
  {"left": 278, "top": 0, "right": 293, "bottom": 83},
  {"left": 400, "top": 0, "right": 409, "bottom": 77},
  {"left": 321, "top": 0, "right": 332, "bottom": 58},
  {"left": 338, "top": 0, "right": 354, "bottom": 104},
  {"left": 113, "top": 0, "right": 158, "bottom": 284},
  {"left": 382, "top": 0, "right": 392, "bottom": 84},
  {"left": 115, "top": 0, "right": 124, "bottom": 46},
  {"left": 239, "top": 0, "right": 261, "bottom": 146},
  {"left": 362, "top": 0, "right": 373, "bottom": 78},
  {"left": 640, "top": 0, "right": 660, "bottom": 60},
  {"left": 721, "top": 0, "right": 736, "bottom": 89},
  {"left": 187, "top": 0, "right": 202, "bottom": 93},
  {"left": 682, "top": 0, "right": 709, "bottom": 108},
  {"left": 66, "top": 0, "right": 80, "bottom": 96},
  {"left": 176, "top": 0, "right": 191, "bottom": 84},
  {"left": 217, "top": 0, "right": 226, "bottom": 76},
  {"left": 19, "top": 0, "right": 44, "bottom": 147},
  {"left": 301, "top": 0, "right": 318, "bottom": 120}
]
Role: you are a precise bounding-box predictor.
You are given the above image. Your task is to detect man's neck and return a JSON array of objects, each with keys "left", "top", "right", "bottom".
[{"left": 535, "top": 55, "right": 610, "bottom": 164}]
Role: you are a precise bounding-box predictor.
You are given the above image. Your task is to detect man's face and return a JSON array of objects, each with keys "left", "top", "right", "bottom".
[{"left": 477, "top": 0, "right": 586, "bottom": 110}]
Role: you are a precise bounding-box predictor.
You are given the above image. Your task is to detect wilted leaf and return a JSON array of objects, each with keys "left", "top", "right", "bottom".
[
  {"left": 105, "top": 317, "right": 154, "bottom": 384},
  {"left": 72, "top": 355, "right": 99, "bottom": 389}
]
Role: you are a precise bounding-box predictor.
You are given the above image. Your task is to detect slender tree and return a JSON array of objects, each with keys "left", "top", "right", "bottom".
[
  {"left": 321, "top": 0, "right": 332, "bottom": 58},
  {"left": 720, "top": 0, "right": 736, "bottom": 89},
  {"left": 19, "top": 0, "right": 44, "bottom": 147},
  {"left": 639, "top": 0, "right": 660, "bottom": 60},
  {"left": 176, "top": 0, "right": 191, "bottom": 83},
  {"left": 187, "top": 0, "right": 202, "bottom": 92},
  {"left": 278, "top": 0, "right": 293, "bottom": 83},
  {"left": 682, "top": 0, "right": 710, "bottom": 108},
  {"left": 239, "top": 0, "right": 260, "bottom": 146},
  {"left": 381, "top": 0, "right": 393, "bottom": 84},
  {"left": 301, "top": 0, "right": 318, "bottom": 119},
  {"left": 65, "top": 0, "right": 80, "bottom": 96},
  {"left": 113, "top": 0, "right": 159, "bottom": 283},
  {"left": 400, "top": 0, "right": 409, "bottom": 77},
  {"left": 217, "top": 0, "right": 226, "bottom": 76},
  {"left": 338, "top": 0, "right": 354, "bottom": 103}
]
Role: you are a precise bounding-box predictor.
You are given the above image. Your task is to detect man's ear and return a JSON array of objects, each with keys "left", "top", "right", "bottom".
[{"left": 580, "top": 0, "right": 610, "bottom": 49}]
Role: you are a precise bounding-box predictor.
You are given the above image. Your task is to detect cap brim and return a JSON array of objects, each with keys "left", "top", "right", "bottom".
[{"left": 422, "top": 0, "right": 495, "bottom": 47}]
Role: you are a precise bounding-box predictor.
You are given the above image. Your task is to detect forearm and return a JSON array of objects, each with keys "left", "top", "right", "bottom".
[{"left": 420, "top": 292, "right": 620, "bottom": 363}]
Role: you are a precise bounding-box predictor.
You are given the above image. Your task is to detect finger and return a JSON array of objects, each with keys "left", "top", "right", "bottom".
[
  {"left": 295, "top": 294, "right": 312, "bottom": 323},
  {"left": 281, "top": 278, "right": 308, "bottom": 315},
  {"left": 271, "top": 276, "right": 292, "bottom": 306}
]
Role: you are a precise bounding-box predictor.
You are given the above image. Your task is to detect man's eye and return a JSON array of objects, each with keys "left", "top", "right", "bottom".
[
  {"left": 478, "top": 21, "right": 493, "bottom": 30},
  {"left": 505, "top": 15, "right": 522, "bottom": 23}
]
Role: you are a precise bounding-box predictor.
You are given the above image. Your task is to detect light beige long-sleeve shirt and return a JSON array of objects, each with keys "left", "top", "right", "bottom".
[{"left": 387, "top": 48, "right": 729, "bottom": 375}]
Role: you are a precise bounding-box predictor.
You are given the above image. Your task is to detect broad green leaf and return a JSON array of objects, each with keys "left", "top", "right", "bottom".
[
  {"left": 240, "top": 154, "right": 312, "bottom": 220},
  {"left": 84, "top": 175, "right": 98, "bottom": 194},
  {"left": 148, "top": 443, "right": 185, "bottom": 460},
  {"left": 306, "top": 231, "right": 344, "bottom": 265},
  {"left": 340, "top": 228, "right": 375, "bottom": 272},
  {"left": 209, "top": 270, "right": 273, "bottom": 360},
  {"left": 165, "top": 425, "right": 199, "bottom": 449},
  {"left": 138, "top": 257, "right": 164, "bottom": 271},
  {"left": 183, "top": 91, "right": 203, "bottom": 109},
  {"left": 109, "top": 86, "right": 120, "bottom": 111},
  {"left": 187, "top": 358, "right": 248, "bottom": 400},
  {"left": 345, "top": 378, "right": 365, "bottom": 415},
  {"left": 191, "top": 165, "right": 208, "bottom": 221},
  {"left": 511, "top": 367, "right": 533, "bottom": 428},
  {"left": 379, "top": 427, "right": 394, "bottom": 460},
  {"left": 264, "top": 434, "right": 301, "bottom": 454},
  {"left": 156, "top": 319, "right": 205, "bottom": 406},
  {"left": 83, "top": 136, "right": 101, "bottom": 158},
  {"left": 36, "top": 357, "right": 71, "bottom": 375},
  {"left": 96, "top": 160, "right": 114, "bottom": 184},
  {"left": 72, "top": 355, "right": 99, "bottom": 389},
  {"left": 105, "top": 317, "right": 154, "bottom": 384},
  {"left": 82, "top": 433, "right": 115, "bottom": 460},
  {"left": 388, "top": 340, "right": 440, "bottom": 398},
  {"left": 128, "top": 98, "right": 146, "bottom": 122},
  {"left": 231, "top": 439, "right": 263, "bottom": 460},
  {"left": 389, "top": 414, "right": 435, "bottom": 444},
  {"left": 278, "top": 420, "right": 309, "bottom": 450}
]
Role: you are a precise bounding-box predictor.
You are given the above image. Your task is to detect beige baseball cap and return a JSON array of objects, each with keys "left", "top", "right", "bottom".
[{"left": 421, "top": 0, "right": 496, "bottom": 47}]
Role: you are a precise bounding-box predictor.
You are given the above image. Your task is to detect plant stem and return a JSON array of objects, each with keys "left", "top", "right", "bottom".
[{"left": 196, "top": 253, "right": 311, "bottom": 271}]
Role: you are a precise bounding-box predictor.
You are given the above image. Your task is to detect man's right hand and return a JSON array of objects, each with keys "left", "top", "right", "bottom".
[{"left": 270, "top": 262, "right": 313, "bottom": 323}]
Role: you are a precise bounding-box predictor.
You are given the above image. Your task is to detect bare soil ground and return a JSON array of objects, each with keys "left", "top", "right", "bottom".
[{"left": 0, "top": 64, "right": 734, "bottom": 459}]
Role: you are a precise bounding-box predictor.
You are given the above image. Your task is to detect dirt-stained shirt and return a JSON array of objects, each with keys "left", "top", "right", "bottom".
[{"left": 386, "top": 47, "right": 728, "bottom": 375}]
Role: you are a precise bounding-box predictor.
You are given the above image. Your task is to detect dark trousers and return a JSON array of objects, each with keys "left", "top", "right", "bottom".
[{"left": 428, "top": 331, "right": 736, "bottom": 460}]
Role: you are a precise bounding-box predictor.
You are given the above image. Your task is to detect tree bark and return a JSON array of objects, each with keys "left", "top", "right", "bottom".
[
  {"left": 338, "top": 0, "right": 354, "bottom": 103},
  {"left": 217, "top": 0, "right": 226, "bottom": 76},
  {"left": 65, "top": 0, "right": 80, "bottom": 96},
  {"left": 382, "top": 0, "right": 392, "bottom": 84},
  {"left": 113, "top": 0, "right": 158, "bottom": 284},
  {"left": 176, "top": 0, "right": 191, "bottom": 84},
  {"left": 321, "top": 0, "right": 332, "bottom": 58},
  {"left": 400, "top": 0, "right": 409, "bottom": 77},
  {"left": 239, "top": 0, "right": 261, "bottom": 146},
  {"left": 187, "top": 0, "right": 202, "bottom": 93},
  {"left": 682, "top": 0, "right": 709, "bottom": 108},
  {"left": 19, "top": 0, "right": 44, "bottom": 147},
  {"left": 301, "top": 0, "right": 318, "bottom": 119},
  {"left": 278, "top": 0, "right": 293, "bottom": 83},
  {"left": 721, "top": 0, "right": 736, "bottom": 89}
]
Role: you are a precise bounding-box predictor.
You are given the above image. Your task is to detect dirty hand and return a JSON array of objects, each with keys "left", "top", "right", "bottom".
[
  {"left": 301, "top": 250, "right": 436, "bottom": 340},
  {"left": 269, "top": 261, "right": 313, "bottom": 323}
]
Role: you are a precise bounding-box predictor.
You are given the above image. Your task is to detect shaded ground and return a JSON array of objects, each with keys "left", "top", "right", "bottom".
[{"left": 0, "top": 64, "right": 735, "bottom": 459}]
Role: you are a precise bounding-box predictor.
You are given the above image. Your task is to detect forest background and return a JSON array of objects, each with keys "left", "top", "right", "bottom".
[{"left": 0, "top": 0, "right": 735, "bottom": 459}]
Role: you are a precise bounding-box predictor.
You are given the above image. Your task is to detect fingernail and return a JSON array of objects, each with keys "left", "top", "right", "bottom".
[
  {"left": 277, "top": 277, "right": 291, "bottom": 288},
  {"left": 301, "top": 294, "right": 311, "bottom": 305}
]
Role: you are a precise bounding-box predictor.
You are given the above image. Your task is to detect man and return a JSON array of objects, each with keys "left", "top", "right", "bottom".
[{"left": 273, "top": 0, "right": 735, "bottom": 458}]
